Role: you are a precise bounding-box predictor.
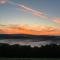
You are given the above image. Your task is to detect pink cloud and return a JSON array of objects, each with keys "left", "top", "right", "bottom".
[
  {"left": 0, "top": 0, "right": 60, "bottom": 24},
  {"left": 17, "top": 4, "right": 48, "bottom": 19},
  {"left": 0, "top": 0, "right": 8, "bottom": 4},
  {"left": 52, "top": 18, "right": 60, "bottom": 24}
]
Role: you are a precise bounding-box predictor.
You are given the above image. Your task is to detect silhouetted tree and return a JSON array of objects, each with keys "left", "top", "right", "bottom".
[{"left": 0, "top": 43, "right": 60, "bottom": 58}]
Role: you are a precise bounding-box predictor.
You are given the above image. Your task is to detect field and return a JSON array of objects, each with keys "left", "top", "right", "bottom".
[{"left": 0, "top": 58, "right": 60, "bottom": 60}]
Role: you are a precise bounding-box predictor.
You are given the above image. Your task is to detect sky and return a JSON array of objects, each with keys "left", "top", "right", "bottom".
[{"left": 0, "top": 0, "right": 60, "bottom": 35}]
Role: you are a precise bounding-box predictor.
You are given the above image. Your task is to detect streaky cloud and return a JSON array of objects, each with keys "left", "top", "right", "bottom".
[
  {"left": 0, "top": 0, "right": 60, "bottom": 24},
  {"left": 0, "top": 24, "right": 60, "bottom": 35},
  {"left": 8, "top": 1, "right": 48, "bottom": 19},
  {"left": 52, "top": 18, "right": 60, "bottom": 24},
  {"left": 8, "top": 1, "right": 60, "bottom": 24}
]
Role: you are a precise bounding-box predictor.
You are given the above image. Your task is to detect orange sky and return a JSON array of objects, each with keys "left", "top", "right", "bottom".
[
  {"left": 0, "top": 25, "right": 60, "bottom": 35},
  {"left": 0, "top": 0, "right": 60, "bottom": 36}
]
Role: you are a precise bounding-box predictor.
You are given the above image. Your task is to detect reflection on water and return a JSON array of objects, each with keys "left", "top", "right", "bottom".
[{"left": 0, "top": 39, "right": 60, "bottom": 47}]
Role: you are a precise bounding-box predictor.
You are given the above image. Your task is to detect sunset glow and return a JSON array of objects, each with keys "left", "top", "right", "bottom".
[
  {"left": 0, "top": 24, "right": 60, "bottom": 35},
  {"left": 0, "top": 0, "right": 60, "bottom": 35}
]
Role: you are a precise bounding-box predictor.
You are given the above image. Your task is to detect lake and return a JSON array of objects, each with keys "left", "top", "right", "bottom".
[{"left": 0, "top": 39, "right": 60, "bottom": 47}]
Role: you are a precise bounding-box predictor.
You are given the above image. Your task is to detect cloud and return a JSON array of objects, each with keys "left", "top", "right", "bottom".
[
  {"left": 0, "top": 0, "right": 8, "bottom": 4},
  {"left": 0, "top": 29, "right": 5, "bottom": 34},
  {"left": 33, "top": 13, "right": 48, "bottom": 19},
  {"left": 52, "top": 18, "right": 60, "bottom": 24},
  {"left": 0, "top": 0, "right": 60, "bottom": 25},
  {"left": 9, "top": 1, "right": 60, "bottom": 24},
  {"left": 5, "top": 1, "right": 48, "bottom": 19},
  {"left": 28, "top": 24, "right": 58, "bottom": 32},
  {"left": 17, "top": 4, "right": 48, "bottom": 19},
  {"left": 0, "top": 24, "right": 60, "bottom": 35}
]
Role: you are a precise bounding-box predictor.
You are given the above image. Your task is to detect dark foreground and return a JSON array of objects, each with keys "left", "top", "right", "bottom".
[
  {"left": 0, "top": 43, "right": 60, "bottom": 58},
  {"left": 0, "top": 58, "right": 60, "bottom": 60}
]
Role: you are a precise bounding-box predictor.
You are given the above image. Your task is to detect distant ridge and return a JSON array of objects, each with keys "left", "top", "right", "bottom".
[{"left": 0, "top": 34, "right": 60, "bottom": 40}]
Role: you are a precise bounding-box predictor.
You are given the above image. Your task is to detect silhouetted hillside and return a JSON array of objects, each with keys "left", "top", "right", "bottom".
[
  {"left": 0, "top": 34, "right": 60, "bottom": 40},
  {"left": 0, "top": 43, "right": 60, "bottom": 58}
]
